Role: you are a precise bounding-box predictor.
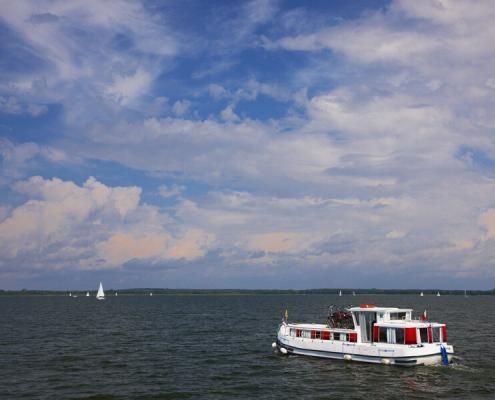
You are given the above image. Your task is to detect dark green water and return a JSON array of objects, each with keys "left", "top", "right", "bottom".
[{"left": 0, "top": 294, "right": 493, "bottom": 399}]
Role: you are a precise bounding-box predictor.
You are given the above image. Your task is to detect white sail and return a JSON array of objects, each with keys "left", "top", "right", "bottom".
[
  {"left": 436, "top": 291, "right": 440, "bottom": 297},
  {"left": 420, "top": 292, "right": 424, "bottom": 296},
  {"left": 339, "top": 290, "right": 342, "bottom": 297},
  {"left": 86, "top": 291, "right": 89, "bottom": 297},
  {"left": 96, "top": 282, "right": 105, "bottom": 300}
]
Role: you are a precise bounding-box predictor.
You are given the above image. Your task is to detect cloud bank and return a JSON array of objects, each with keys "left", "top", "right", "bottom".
[{"left": 1, "top": 0, "right": 495, "bottom": 288}]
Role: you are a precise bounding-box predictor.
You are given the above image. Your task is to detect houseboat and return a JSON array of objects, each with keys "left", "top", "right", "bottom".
[{"left": 273, "top": 304, "right": 453, "bottom": 366}]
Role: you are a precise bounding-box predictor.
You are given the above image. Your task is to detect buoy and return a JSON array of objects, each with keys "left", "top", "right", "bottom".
[
  {"left": 272, "top": 342, "right": 277, "bottom": 349},
  {"left": 343, "top": 354, "right": 352, "bottom": 361},
  {"left": 280, "top": 347, "right": 288, "bottom": 355},
  {"left": 381, "top": 358, "right": 391, "bottom": 365}
]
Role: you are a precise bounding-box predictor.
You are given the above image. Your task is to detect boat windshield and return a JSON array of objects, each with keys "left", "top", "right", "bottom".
[{"left": 356, "top": 311, "right": 376, "bottom": 343}]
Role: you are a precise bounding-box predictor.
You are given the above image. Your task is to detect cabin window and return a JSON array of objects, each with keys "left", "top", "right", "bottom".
[
  {"left": 333, "top": 332, "right": 340, "bottom": 341},
  {"left": 311, "top": 330, "right": 321, "bottom": 339},
  {"left": 419, "top": 328, "right": 428, "bottom": 343},
  {"left": 290, "top": 328, "right": 296, "bottom": 337},
  {"left": 432, "top": 327, "right": 441, "bottom": 343},
  {"left": 354, "top": 312, "right": 360, "bottom": 326},
  {"left": 359, "top": 312, "right": 377, "bottom": 343},
  {"left": 302, "top": 330, "right": 311, "bottom": 339},
  {"left": 340, "top": 333, "right": 347, "bottom": 341},
  {"left": 376, "top": 328, "right": 404, "bottom": 344},
  {"left": 322, "top": 331, "right": 330, "bottom": 340},
  {"left": 349, "top": 332, "right": 357, "bottom": 342},
  {"left": 379, "top": 327, "right": 388, "bottom": 343},
  {"left": 390, "top": 312, "right": 407, "bottom": 320}
]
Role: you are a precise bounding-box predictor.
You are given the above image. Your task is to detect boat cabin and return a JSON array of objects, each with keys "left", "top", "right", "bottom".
[
  {"left": 349, "top": 304, "right": 447, "bottom": 345},
  {"left": 286, "top": 304, "right": 447, "bottom": 346}
]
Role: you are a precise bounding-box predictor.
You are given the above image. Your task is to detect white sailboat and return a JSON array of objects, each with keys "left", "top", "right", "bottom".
[
  {"left": 96, "top": 282, "right": 105, "bottom": 300},
  {"left": 69, "top": 292, "right": 72, "bottom": 297},
  {"left": 115, "top": 292, "right": 118, "bottom": 296},
  {"left": 352, "top": 291, "right": 356, "bottom": 296},
  {"left": 420, "top": 292, "right": 424, "bottom": 297},
  {"left": 339, "top": 290, "right": 342, "bottom": 297},
  {"left": 436, "top": 291, "right": 441, "bottom": 297},
  {"left": 86, "top": 291, "right": 90, "bottom": 297},
  {"left": 464, "top": 289, "right": 468, "bottom": 298},
  {"left": 150, "top": 292, "right": 153, "bottom": 296}
]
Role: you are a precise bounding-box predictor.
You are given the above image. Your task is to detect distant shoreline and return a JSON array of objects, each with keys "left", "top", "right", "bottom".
[{"left": 1, "top": 288, "right": 493, "bottom": 296}]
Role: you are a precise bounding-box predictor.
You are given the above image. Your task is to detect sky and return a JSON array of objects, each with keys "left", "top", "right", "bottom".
[{"left": 1, "top": 0, "right": 495, "bottom": 290}]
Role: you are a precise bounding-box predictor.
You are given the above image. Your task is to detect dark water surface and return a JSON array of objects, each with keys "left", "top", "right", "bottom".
[{"left": 1, "top": 294, "right": 494, "bottom": 399}]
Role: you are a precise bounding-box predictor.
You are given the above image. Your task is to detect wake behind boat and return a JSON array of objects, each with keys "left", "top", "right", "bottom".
[{"left": 274, "top": 304, "right": 453, "bottom": 367}]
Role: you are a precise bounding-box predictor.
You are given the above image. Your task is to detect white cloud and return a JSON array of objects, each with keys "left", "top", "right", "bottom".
[
  {"left": 0, "top": 0, "right": 177, "bottom": 117},
  {"left": 220, "top": 105, "right": 239, "bottom": 122},
  {"left": 105, "top": 68, "right": 154, "bottom": 106},
  {"left": 3, "top": 1, "right": 495, "bottom": 285},
  {"left": 0, "top": 176, "right": 215, "bottom": 269},
  {"left": 208, "top": 84, "right": 229, "bottom": 99},
  {"left": 158, "top": 184, "right": 185, "bottom": 198},
  {"left": 0, "top": 97, "right": 47, "bottom": 116},
  {"left": 172, "top": 100, "right": 191, "bottom": 117},
  {"left": 386, "top": 230, "right": 407, "bottom": 239},
  {"left": 0, "top": 139, "right": 68, "bottom": 182}
]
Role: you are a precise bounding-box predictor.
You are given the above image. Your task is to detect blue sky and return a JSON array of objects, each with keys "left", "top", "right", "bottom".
[{"left": 1, "top": 0, "right": 495, "bottom": 290}]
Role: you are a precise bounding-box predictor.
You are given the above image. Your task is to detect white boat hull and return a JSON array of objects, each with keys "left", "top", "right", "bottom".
[{"left": 277, "top": 331, "right": 453, "bottom": 367}]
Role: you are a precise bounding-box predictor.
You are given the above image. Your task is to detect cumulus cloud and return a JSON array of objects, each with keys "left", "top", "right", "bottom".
[{"left": 0, "top": 176, "right": 215, "bottom": 270}]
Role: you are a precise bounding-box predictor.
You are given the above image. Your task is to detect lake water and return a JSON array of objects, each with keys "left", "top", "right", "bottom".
[{"left": 0, "top": 294, "right": 493, "bottom": 399}]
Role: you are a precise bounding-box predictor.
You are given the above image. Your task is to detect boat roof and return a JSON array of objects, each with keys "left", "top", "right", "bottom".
[
  {"left": 376, "top": 321, "right": 443, "bottom": 327},
  {"left": 349, "top": 305, "right": 413, "bottom": 312}
]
